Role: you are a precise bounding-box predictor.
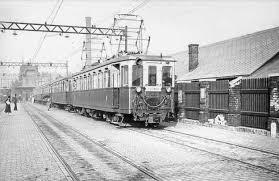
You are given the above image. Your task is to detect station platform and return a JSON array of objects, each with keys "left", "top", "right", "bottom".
[
  {"left": 1, "top": 103, "right": 279, "bottom": 180},
  {"left": 0, "top": 103, "right": 70, "bottom": 181}
]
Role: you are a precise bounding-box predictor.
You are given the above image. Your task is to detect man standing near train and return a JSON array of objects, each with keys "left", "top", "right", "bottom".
[{"left": 14, "top": 94, "right": 18, "bottom": 111}]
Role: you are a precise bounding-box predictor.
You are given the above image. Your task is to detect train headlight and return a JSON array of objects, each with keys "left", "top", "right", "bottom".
[
  {"left": 166, "top": 87, "right": 172, "bottom": 94},
  {"left": 136, "top": 87, "right": 142, "bottom": 94}
]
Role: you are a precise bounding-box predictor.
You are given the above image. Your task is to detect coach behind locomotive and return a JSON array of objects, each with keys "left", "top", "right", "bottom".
[{"left": 34, "top": 54, "right": 176, "bottom": 127}]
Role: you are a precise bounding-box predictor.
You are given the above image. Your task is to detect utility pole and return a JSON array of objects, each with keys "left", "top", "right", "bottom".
[{"left": 85, "top": 17, "right": 92, "bottom": 68}]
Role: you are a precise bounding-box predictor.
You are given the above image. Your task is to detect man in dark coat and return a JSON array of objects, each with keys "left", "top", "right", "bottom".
[{"left": 14, "top": 94, "right": 18, "bottom": 111}]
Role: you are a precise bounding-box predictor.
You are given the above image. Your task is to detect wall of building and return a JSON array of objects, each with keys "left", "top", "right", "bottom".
[{"left": 176, "top": 76, "right": 279, "bottom": 132}]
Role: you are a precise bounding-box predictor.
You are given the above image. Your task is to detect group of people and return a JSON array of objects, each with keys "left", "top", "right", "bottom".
[{"left": 4, "top": 94, "right": 18, "bottom": 115}]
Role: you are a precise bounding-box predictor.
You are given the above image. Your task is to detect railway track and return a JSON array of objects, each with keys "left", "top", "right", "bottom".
[
  {"left": 163, "top": 128, "right": 279, "bottom": 156},
  {"left": 127, "top": 127, "right": 279, "bottom": 176},
  {"left": 26, "top": 103, "right": 164, "bottom": 181},
  {"left": 23, "top": 106, "right": 79, "bottom": 181}
]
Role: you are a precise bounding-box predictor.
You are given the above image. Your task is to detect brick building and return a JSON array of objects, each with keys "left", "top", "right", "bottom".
[
  {"left": 173, "top": 26, "right": 279, "bottom": 81},
  {"left": 172, "top": 27, "right": 279, "bottom": 132}
]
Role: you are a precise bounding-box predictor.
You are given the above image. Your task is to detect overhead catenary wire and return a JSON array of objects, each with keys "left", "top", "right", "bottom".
[
  {"left": 66, "top": 0, "right": 151, "bottom": 60},
  {"left": 32, "top": 0, "right": 64, "bottom": 62},
  {"left": 128, "top": 0, "right": 151, "bottom": 14}
]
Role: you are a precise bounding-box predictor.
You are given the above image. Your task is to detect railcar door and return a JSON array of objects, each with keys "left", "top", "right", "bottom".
[
  {"left": 66, "top": 80, "right": 72, "bottom": 105},
  {"left": 119, "top": 65, "right": 130, "bottom": 113},
  {"left": 111, "top": 65, "right": 120, "bottom": 109},
  {"left": 112, "top": 88, "right": 119, "bottom": 108}
]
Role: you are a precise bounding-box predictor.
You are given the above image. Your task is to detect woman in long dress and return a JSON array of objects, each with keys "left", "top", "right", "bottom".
[{"left": 4, "top": 96, "right": 11, "bottom": 114}]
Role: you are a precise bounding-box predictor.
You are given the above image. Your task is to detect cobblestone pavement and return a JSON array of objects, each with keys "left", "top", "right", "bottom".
[
  {"left": 0, "top": 103, "right": 5, "bottom": 115},
  {"left": 29, "top": 103, "right": 279, "bottom": 181},
  {"left": 167, "top": 122, "right": 279, "bottom": 154},
  {"left": 0, "top": 103, "right": 70, "bottom": 181}
]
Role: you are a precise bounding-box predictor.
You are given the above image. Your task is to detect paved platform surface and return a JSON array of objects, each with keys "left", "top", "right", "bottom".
[
  {"left": 1, "top": 103, "right": 279, "bottom": 181},
  {"left": 0, "top": 103, "right": 70, "bottom": 181},
  {"left": 31, "top": 103, "right": 279, "bottom": 180},
  {"left": 169, "top": 121, "right": 279, "bottom": 154}
]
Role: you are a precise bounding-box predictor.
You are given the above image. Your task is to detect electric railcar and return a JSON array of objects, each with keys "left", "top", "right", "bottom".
[{"left": 34, "top": 55, "right": 176, "bottom": 126}]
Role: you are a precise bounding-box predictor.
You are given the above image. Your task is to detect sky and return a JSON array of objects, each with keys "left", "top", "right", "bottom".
[{"left": 0, "top": 0, "right": 279, "bottom": 74}]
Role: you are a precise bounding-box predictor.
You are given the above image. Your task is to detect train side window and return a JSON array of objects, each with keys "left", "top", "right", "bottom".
[
  {"left": 108, "top": 70, "right": 110, "bottom": 88},
  {"left": 83, "top": 76, "right": 86, "bottom": 90},
  {"left": 104, "top": 71, "right": 107, "bottom": 88},
  {"left": 103, "top": 70, "right": 110, "bottom": 88},
  {"left": 84, "top": 75, "right": 87, "bottom": 90},
  {"left": 148, "top": 66, "right": 157, "bottom": 86},
  {"left": 94, "top": 74, "right": 97, "bottom": 89},
  {"left": 89, "top": 74, "right": 92, "bottom": 90},
  {"left": 121, "top": 65, "right": 128, "bottom": 86},
  {"left": 86, "top": 75, "right": 88, "bottom": 90},
  {"left": 98, "top": 72, "right": 103, "bottom": 88},
  {"left": 132, "top": 65, "right": 143, "bottom": 86},
  {"left": 88, "top": 75, "right": 90, "bottom": 90},
  {"left": 80, "top": 77, "right": 82, "bottom": 90},
  {"left": 83, "top": 76, "right": 85, "bottom": 90},
  {"left": 91, "top": 75, "right": 94, "bottom": 89},
  {"left": 162, "top": 66, "right": 172, "bottom": 86}
]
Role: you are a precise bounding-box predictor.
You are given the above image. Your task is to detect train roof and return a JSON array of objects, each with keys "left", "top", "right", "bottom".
[{"left": 72, "top": 54, "right": 176, "bottom": 77}]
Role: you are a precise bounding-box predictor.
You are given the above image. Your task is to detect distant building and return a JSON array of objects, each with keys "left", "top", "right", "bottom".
[
  {"left": 0, "top": 72, "right": 18, "bottom": 88},
  {"left": 172, "top": 26, "right": 279, "bottom": 82}
]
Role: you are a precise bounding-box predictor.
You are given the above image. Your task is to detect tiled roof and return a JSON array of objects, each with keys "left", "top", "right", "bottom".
[{"left": 172, "top": 26, "right": 279, "bottom": 81}]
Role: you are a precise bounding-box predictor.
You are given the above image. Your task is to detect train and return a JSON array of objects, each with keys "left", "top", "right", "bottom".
[{"left": 33, "top": 54, "right": 177, "bottom": 127}]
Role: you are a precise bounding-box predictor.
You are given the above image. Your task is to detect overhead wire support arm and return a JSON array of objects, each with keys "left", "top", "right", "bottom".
[
  {"left": 0, "top": 21, "right": 125, "bottom": 36},
  {"left": 0, "top": 61, "right": 67, "bottom": 67}
]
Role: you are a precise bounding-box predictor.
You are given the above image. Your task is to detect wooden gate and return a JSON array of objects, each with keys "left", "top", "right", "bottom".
[
  {"left": 240, "top": 78, "right": 269, "bottom": 129},
  {"left": 182, "top": 82, "right": 200, "bottom": 120},
  {"left": 209, "top": 80, "right": 229, "bottom": 119}
]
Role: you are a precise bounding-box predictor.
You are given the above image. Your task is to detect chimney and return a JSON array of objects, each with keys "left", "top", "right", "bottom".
[
  {"left": 85, "top": 17, "right": 92, "bottom": 68},
  {"left": 188, "top": 44, "right": 199, "bottom": 72}
]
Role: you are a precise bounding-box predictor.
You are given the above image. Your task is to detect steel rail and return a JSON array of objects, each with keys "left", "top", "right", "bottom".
[
  {"left": 28, "top": 103, "right": 165, "bottom": 181},
  {"left": 127, "top": 127, "right": 279, "bottom": 176},
  {"left": 163, "top": 129, "right": 279, "bottom": 156},
  {"left": 23, "top": 105, "right": 80, "bottom": 181}
]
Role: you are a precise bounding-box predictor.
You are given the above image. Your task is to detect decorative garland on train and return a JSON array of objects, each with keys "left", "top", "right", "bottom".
[{"left": 132, "top": 93, "right": 170, "bottom": 118}]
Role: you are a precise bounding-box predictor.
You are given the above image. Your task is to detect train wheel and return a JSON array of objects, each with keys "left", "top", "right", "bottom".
[{"left": 111, "top": 115, "right": 119, "bottom": 124}]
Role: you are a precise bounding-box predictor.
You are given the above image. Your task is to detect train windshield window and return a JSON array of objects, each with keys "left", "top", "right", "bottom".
[
  {"left": 132, "top": 65, "right": 143, "bottom": 86},
  {"left": 162, "top": 66, "right": 172, "bottom": 86},
  {"left": 148, "top": 66, "right": 157, "bottom": 86}
]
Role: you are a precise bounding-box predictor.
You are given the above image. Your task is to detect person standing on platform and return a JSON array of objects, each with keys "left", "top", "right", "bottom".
[
  {"left": 14, "top": 94, "right": 18, "bottom": 111},
  {"left": 47, "top": 98, "right": 52, "bottom": 111},
  {"left": 4, "top": 96, "right": 12, "bottom": 115}
]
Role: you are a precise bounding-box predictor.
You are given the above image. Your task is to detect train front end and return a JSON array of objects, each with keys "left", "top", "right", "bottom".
[{"left": 131, "top": 56, "right": 176, "bottom": 126}]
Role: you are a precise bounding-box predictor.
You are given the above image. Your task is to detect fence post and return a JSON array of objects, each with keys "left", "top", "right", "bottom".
[
  {"left": 199, "top": 81, "right": 209, "bottom": 123},
  {"left": 268, "top": 76, "right": 279, "bottom": 135},
  {"left": 228, "top": 79, "right": 241, "bottom": 126}
]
